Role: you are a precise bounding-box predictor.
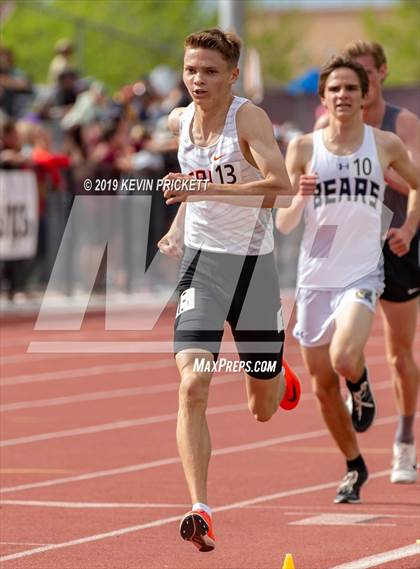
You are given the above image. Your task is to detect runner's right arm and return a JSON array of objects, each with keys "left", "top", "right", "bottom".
[
  {"left": 157, "top": 108, "right": 186, "bottom": 259},
  {"left": 275, "top": 135, "right": 314, "bottom": 234},
  {"left": 157, "top": 203, "right": 185, "bottom": 259}
]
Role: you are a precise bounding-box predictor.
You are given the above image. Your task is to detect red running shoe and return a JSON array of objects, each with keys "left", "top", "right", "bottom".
[
  {"left": 280, "top": 358, "right": 301, "bottom": 410},
  {"left": 179, "top": 509, "right": 216, "bottom": 552}
]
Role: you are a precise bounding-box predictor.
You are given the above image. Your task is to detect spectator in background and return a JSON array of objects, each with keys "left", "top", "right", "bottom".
[
  {"left": 48, "top": 38, "right": 75, "bottom": 85},
  {"left": 0, "top": 46, "right": 32, "bottom": 118},
  {"left": 61, "top": 80, "right": 108, "bottom": 130},
  {"left": 50, "top": 69, "right": 80, "bottom": 116},
  {"left": 0, "top": 117, "right": 32, "bottom": 301},
  {"left": 0, "top": 116, "right": 31, "bottom": 169}
]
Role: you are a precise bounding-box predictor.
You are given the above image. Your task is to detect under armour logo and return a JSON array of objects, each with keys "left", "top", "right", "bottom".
[{"left": 338, "top": 163, "right": 350, "bottom": 170}]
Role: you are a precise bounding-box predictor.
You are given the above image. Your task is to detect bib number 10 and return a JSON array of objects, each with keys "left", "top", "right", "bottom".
[{"left": 354, "top": 158, "right": 372, "bottom": 176}]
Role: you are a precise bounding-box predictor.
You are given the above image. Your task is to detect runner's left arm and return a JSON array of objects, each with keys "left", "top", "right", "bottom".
[
  {"left": 385, "top": 133, "right": 420, "bottom": 256},
  {"left": 384, "top": 111, "right": 420, "bottom": 197}
]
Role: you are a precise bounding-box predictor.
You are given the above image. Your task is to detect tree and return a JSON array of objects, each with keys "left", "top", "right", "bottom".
[
  {"left": 363, "top": 0, "right": 420, "bottom": 85},
  {"left": 246, "top": 5, "right": 304, "bottom": 86},
  {"left": 1, "top": 0, "right": 215, "bottom": 90}
]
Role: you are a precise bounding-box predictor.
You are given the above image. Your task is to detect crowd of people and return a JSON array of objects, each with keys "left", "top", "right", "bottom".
[{"left": 0, "top": 39, "right": 190, "bottom": 300}]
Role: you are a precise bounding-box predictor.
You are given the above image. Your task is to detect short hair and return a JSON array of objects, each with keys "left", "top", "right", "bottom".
[
  {"left": 318, "top": 55, "right": 369, "bottom": 97},
  {"left": 184, "top": 28, "right": 241, "bottom": 68},
  {"left": 341, "top": 40, "right": 387, "bottom": 70}
]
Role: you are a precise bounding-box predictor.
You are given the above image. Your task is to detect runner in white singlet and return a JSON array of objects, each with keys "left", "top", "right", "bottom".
[
  {"left": 157, "top": 28, "right": 301, "bottom": 553},
  {"left": 276, "top": 55, "right": 419, "bottom": 505}
]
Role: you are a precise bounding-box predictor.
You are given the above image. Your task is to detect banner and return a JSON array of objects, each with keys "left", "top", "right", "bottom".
[{"left": 0, "top": 170, "right": 39, "bottom": 260}]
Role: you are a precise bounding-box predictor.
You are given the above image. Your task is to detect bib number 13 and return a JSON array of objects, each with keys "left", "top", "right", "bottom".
[{"left": 215, "top": 163, "right": 237, "bottom": 184}]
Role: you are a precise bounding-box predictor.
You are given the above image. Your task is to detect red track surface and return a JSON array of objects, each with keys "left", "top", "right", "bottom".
[{"left": 1, "top": 301, "right": 419, "bottom": 569}]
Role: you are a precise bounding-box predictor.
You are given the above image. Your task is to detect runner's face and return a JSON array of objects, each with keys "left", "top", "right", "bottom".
[
  {"left": 183, "top": 48, "right": 238, "bottom": 106},
  {"left": 355, "top": 54, "right": 387, "bottom": 108},
  {"left": 321, "top": 68, "right": 364, "bottom": 120}
]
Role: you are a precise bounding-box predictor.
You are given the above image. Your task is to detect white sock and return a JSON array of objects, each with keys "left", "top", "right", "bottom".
[{"left": 192, "top": 502, "right": 212, "bottom": 517}]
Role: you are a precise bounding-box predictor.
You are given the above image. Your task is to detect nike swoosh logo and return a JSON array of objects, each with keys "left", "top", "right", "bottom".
[
  {"left": 288, "top": 383, "right": 297, "bottom": 403},
  {"left": 213, "top": 154, "right": 225, "bottom": 161},
  {"left": 407, "top": 287, "right": 420, "bottom": 295}
]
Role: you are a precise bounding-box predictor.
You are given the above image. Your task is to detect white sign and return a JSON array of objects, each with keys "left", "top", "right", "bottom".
[{"left": 0, "top": 170, "right": 39, "bottom": 260}]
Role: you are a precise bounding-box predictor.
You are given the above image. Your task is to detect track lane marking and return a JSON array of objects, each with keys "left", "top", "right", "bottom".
[
  {"left": 0, "top": 359, "right": 175, "bottom": 387},
  {"left": 0, "top": 378, "right": 394, "bottom": 413},
  {"left": 0, "top": 468, "right": 394, "bottom": 563},
  {"left": 0, "top": 428, "right": 329, "bottom": 493},
  {"left": 0, "top": 374, "right": 243, "bottom": 411},
  {"left": 0, "top": 542, "right": 55, "bottom": 546},
  {"left": 329, "top": 543, "right": 419, "bottom": 569},
  {"left": 0, "top": 500, "right": 190, "bottom": 509},
  {"left": 0, "top": 500, "right": 190, "bottom": 508},
  {"left": 2, "top": 415, "right": 413, "bottom": 494},
  {"left": 0, "top": 403, "right": 248, "bottom": 447},
  {"left": 1, "top": 401, "right": 412, "bottom": 448},
  {"left": 26, "top": 336, "right": 392, "bottom": 354},
  {"left": 1, "top": 350, "right": 392, "bottom": 388}
]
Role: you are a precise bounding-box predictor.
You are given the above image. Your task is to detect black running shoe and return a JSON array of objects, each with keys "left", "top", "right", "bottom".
[
  {"left": 334, "top": 468, "right": 368, "bottom": 504},
  {"left": 346, "top": 368, "right": 376, "bottom": 433}
]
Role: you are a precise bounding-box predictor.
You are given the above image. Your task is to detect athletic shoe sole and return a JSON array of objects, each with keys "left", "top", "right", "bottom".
[{"left": 179, "top": 512, "right": 215, "bottom": 552}]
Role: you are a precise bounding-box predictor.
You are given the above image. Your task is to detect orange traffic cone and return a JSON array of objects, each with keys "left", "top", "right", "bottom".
[{"left": 282, "top": 553, "right": 296, "bottom": 569}]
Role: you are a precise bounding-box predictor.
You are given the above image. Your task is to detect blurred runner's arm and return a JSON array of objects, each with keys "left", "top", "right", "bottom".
[
  {"left": 383, "top": 132, "right": 420, "bottom": 256},
  {"left": 276, "top": 135, "right": 313, "bottom": 234},
  {"left": 384, "top": 113, "right": 420, "bottom": 196},
  {"left": 158, "top": 203, "right": 186, "bottom": 259}
]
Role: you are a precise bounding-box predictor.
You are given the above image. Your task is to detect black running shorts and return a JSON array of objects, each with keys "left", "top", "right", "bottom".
[
  {"left": 381, "top": 233, "right": 420, "bottom": 303},
  {"left": 174, "top": 247, "right": 284, "bottom": 379}
]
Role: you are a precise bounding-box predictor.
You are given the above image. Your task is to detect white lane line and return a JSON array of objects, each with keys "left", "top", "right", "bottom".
[
  {"left": 0, "top": 353, "right": 63, "bottom": 365},
  {"left": 0, "top": 374, "right": 242, "bottom": 412},
  {"left": 0, "top": 392, "right": 407, "bottom": 448},
  {"left": 0, "top": 354, "right": 385, "bottom": 386},
  {"left": 0, "top": 429, "right": 329, "bottom": 494},
  {"left": 0, "top": 515, "right": 183, "bottom": 563},
  {"left": 284, "top": 511, "right": 419, "bottom": 519},
  {"left": 1, "top": 415, "right": 407, "bottom": 494},
  {"left": 0, "top": 402, "right": 247, "bottom": 448},
  {"left": 0, "top": 327, "right": 176, "bottom": 349},
  {"left": 288, "top": 513, "right": 396, "bottom": 527},
  {"left": 0, "top": 468, "right": 393, "bottom": 564},
  {"left": 27, "top": 338, "right": 390, "bottom": 353},
  {"left": 0, "top": 359, "right": 175, "bottom": 387},
  {"left": 0, "top": 500, "right": 189, "bottom": 509},
  {"left": 0, "top": 377, "right": 394, "bottom": 413},
  {"left": 329, "top": 543, "right": 419, "bottom": 569},
  {"left": 0, "top": 542, "right": 54, "bottom": 546},
  {"left": 2, "top": 350, "right": 391, "bottom": 389}
]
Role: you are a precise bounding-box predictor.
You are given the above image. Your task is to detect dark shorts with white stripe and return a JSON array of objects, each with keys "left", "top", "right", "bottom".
[
  {"left": 381, "top": 233, "right": 420, "bottom": 303},
  {"left": 174, "top": 246, "right": 284, "bottom": 380}
]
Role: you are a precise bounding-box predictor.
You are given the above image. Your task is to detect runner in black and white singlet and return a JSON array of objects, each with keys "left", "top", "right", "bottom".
[
  {"left": 276, "top": 55, "right": 419, "bottom": 504},
  {"left": 339, "top": 41, "right": 420, "bottom": 486},
  {"left": 157, "top": 28, "right": 301, "bottom": 553}
]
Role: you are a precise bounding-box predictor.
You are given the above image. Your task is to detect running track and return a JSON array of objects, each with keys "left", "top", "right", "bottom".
[{"left": 0, "top": 299, "right": 419, "bottom": 569}]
